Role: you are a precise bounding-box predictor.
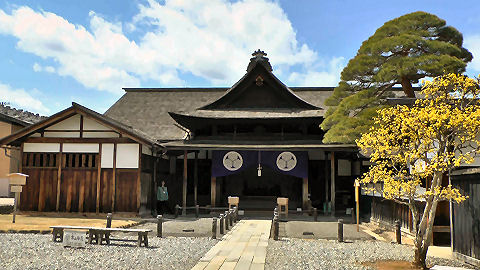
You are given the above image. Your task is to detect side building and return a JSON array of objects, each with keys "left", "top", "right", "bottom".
[{"left": 0, "top": 105, "right": 45, "bottom": 197}]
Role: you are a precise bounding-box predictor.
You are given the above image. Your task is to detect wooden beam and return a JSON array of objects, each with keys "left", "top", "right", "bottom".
[
  {"left": 152, "top": 149, "right": 157, "bottom": 214},
  {"left": 182, "top": 150, "right": 187, "bottom": 216},
  {"left": 211, "top": 177, "right": 216, "bottom": 208},
  {"left": 96, "top": 143, "right": 102, "bottom": 213},
  {"left": 55, "top": 143, "right": 62, "bottom": 211},
  {"left": 111, "top": 143, "right": 117, "bottom": 212},
  {"left": 330, "top": 151, "right": 336, "bottom": 216},
  {"left": 137, "top": 144, "right": 142, "bottom": 212},
  {"left": 25, "top": 137, "right": 135, "bottom": 143},
  {"left": 302, "top": 177, "right": 309, "bottom": 210},
  {"left": 194, "top": 151, "right": 198, "bottom": 206},
  {"left": 79, "top": 115, "right": 84, "bottom": 138}
]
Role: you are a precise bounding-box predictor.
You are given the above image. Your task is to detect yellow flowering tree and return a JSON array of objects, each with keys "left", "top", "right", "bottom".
[{"left": 357, "top": 73, "right": 480, "bottom": 268}]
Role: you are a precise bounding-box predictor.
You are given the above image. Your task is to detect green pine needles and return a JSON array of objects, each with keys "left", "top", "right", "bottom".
[{"left": 321, "top": 11, "right": 473, "bottom": 144}]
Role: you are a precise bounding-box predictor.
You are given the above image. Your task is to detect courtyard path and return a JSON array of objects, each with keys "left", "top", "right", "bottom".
[{"left": 192, "top": 219, "right": 271, "bottom": 270}]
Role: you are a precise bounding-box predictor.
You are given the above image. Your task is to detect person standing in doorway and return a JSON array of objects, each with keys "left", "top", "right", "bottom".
[{"left": 157, "top": 180, "right": 169, "bottom": 215}]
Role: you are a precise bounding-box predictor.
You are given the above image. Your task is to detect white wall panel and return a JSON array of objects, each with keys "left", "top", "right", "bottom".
[
  {"left": 24, "top": 143, "right": 60, "bottom": 152},
  {"left": 101, "top": 144, "right": 114, "bottom": 168},
  {"left": 116, "top": 144, "right": 139, "bottom": 168},
  {"left": 63, "top": 143, "right": 99, "bottom": 153},
  {"left": 29, "top": 133, "right": 42, "bottom": 137},
  {"left": 46, "top": 115, "right": 80, "bottom": 130},
  {"left": 83, "top": 132, "right": 119, "bottom": 138},
  {"left": 44, "top": 132, "right": 80, "bottom": 138},
  {"left": 83, "top": 117, "right": 112, "bottom": 130}
]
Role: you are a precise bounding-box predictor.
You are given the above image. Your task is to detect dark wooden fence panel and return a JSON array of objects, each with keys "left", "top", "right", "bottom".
[
  {"left": 20, "top": 168, "right": 57, "bottom": 211},
  {"left": 115, "top": 169, "right": 137, "bottom": 212},
  {"left": 100, "top": 169, "right": 114, "bottom": 213},
  {"left": 452, "top": 174, "right": 480, "bottom": 260}
]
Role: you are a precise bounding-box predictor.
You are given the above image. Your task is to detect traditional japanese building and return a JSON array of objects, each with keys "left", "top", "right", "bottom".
[{"left": 0, "top": 50, "right": 367, "bottom": 215}]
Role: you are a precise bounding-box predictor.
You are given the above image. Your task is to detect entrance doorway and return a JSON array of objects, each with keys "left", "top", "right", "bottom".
[{"left": 222, "top": 166, "right": 302, "bottom": 210}]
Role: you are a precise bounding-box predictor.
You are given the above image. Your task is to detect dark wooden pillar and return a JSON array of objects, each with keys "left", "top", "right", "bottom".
[
  {"left": 302, "top": 177, "right": 308, "bottom": 210},
  {"left": 211, "top": 177, "right": 216, "bottom": 208},
  {"left": 324, "top": 152, "right": 329, "bottom": 205},
  {"left": 56, "top": 143, "right": 63, "bottom": 211},
  {"left": 182, "top": 150, "right": 187, "bottom": 215},
  {"left": 194, "top": 151, "right": 198, "bottom": 206},
  {"left": 152, "top": 149, "right": 157, "bottom": 214},
  {"left": 330, "top": 151, "right": 336, "bottom": 216},
  {"left": 137, "top": 145, "right": 142, "bottom": 211},
  {"left": 96, "top": 143, "right": 102, "bottom": 213},
  {"left": 111, "top": 143, "right": 117, "bottom": 212}
]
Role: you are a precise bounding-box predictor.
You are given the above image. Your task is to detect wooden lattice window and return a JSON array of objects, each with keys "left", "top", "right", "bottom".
[
  {"left": 23, "top": 153, "right": 57, "bottom": 168},
  {"left": 63, "top": 153, "right": 97, "bottom": 168}
]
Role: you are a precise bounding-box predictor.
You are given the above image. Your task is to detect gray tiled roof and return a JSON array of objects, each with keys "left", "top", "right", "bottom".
[
  {"left": 104, "top": 87, "right": 334, "bottom": 141},
  {"left": 0, "top": 104, "right": 47, "bottom": 126}
]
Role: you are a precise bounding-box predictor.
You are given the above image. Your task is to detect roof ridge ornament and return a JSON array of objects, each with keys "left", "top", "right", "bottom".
[{"left": 247, "top": 49, "right": 272, "bottom": 72}]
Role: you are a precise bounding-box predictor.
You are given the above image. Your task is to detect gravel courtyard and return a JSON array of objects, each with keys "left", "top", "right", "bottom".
[
  {"left": 265, "top": 238, "right": 471, "bottom": 270},
  {"left": 0, "top": 234, "right": 217, "bottom": 270}
]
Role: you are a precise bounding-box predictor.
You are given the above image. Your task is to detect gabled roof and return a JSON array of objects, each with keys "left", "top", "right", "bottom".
[
  {"left": 0, "top": 104, "right": 46, "bottom": 126},
  {"left": 0, "top": 102, "right": 158, "bottom": 147},
  {"left": 200, "top": 51, "right": 320, "bottom": 110}
]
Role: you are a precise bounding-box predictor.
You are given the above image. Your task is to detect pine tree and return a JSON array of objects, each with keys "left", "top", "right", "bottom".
[{"left": 321, "top": 11, "right": 472, "bottom": 143}]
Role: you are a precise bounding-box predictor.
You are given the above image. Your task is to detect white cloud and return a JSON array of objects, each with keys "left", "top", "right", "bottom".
[
  {"left": 0, "top": 1, "right": 343, "bottom": 92},
  {"left": 33, "top": 62, "right": 55, "bottom": 73},
  {"left": 288, "top": 57, "right": 345, "bottom": 86},
  {"left": 465, "top": 35, "right": 480, "bottom": 72},
  {"left": 0, "top": 82, "right": 49, "bottom": 114}
]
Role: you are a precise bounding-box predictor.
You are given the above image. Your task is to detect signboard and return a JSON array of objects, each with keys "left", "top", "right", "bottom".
[
  {"left": 7, "top": 173, "right": 28, "bottom": 185},
  {"left": 10, "top": 186, "right": 22, "bottom": 193},
  {"left": 63, "top": 230, "right": 86, "bottom": 248}
]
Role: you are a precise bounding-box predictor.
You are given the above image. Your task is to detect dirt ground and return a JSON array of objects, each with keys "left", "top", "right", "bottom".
[{"left": 0, "top": 213, "right": 137, "bottom": 232}]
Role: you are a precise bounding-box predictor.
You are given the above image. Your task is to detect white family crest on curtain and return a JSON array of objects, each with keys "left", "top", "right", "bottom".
[
  {"left": 223, "top": 151, "right": 243, "bottom": 171},
  {"left": 276, "top": 151, "right": 297, "bottom": 171}
]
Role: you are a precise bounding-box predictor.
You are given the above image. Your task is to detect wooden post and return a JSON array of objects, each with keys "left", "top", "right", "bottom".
[
  {"left": 337, "top": 219, "right": 344, "bottom": 242},
  {"left": 324, "top": 152, "right": 329, "bottom": 214},
  {"left": 157, "top": 215, "right": 163, "bottom": 238},
  {"left": 96, "top": 143, "right": 102, "bottom": 213},
  {"left": 182, "top": 150, "right": 187, "bottom": 216},
  {"left": 106, "top": 213, "right": 112, "bottom": 228},
  {"left": 302, "top": 177, "right": 308, "bottom": 210},
  {"left": 355, "top": 180, "right": 360, "bottom": 232},
  {"left": 330, "top": 151, "right": 336, "bottom": 216},
  {"left": 137, "top": 145, "right": 142, "bottom": 211},
  {"left": 194, "top": 151, "right": 198, "bottom": 207},
  {"left": 211, "top": 176, "right": 217, "bottom": 208},
  {"left": 79, "top": 115, "right": 84, "bottom": 138},
  {"left": 395, "top": 220, "right": 402, "bottom": 244},
  {"left": 111, "top": 143, "right": 117, "bottom": 212},
  {"left": 56, "top": 143, "right": 63, "bottom": 211},
  {"left": 152, "top": 149, "right": 157, "bottom": 215}
]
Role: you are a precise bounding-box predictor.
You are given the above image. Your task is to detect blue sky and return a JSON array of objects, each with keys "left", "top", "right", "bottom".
[{"left": 0, "top": 0, "right": 479, "bottom": 115}]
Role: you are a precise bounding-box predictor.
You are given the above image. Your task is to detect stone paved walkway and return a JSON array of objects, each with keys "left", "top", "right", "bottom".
[{"left": 192, "top": 220, "right": 271, "bottom": 270}]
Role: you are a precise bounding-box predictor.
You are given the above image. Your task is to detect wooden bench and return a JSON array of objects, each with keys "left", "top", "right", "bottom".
[
  {"left": 50, "top": 226, "right": 152, "bottom": 247},
  {"left": 88, "top": 228, "right": 152, "bottom": 247}
]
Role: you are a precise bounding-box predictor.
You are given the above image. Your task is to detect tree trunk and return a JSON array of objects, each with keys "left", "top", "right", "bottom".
[
  {"left": 400, "top": 77, "right": 416, "bottom": 98},
  {"left": 412, "top": 172, "right": 442, "bottom": 269}
]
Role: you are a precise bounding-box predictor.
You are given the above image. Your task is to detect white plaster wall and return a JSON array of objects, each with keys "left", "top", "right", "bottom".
[
  {"left": 83, "top": 131, "right": 119, "bottom": 138},
  {"left": 338, "top": 159, "right": 352, "bottom": 176},
  {"left": 63, "top": 143, "right": 99, "bottom": 153},
  {"left": 46, "top": 115, "right": 80, "bottom": 130},
  {"left": 101, "top": 144, "right": 114, "bottom": 168},
  {"left": 44, "top": 132, "right": 80, "bottom": 138},
  {"left": 83, "top": 117, "right": 112, "bottom": 130},
  {"left": 24, "top": 143, "right": 60, "bottom": 152},
  {"left": 116, "top": 144, "right": 139, "bottom": 168},
  {"left": 29, "top": 133, "right": 41, "bottom": 137}
]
